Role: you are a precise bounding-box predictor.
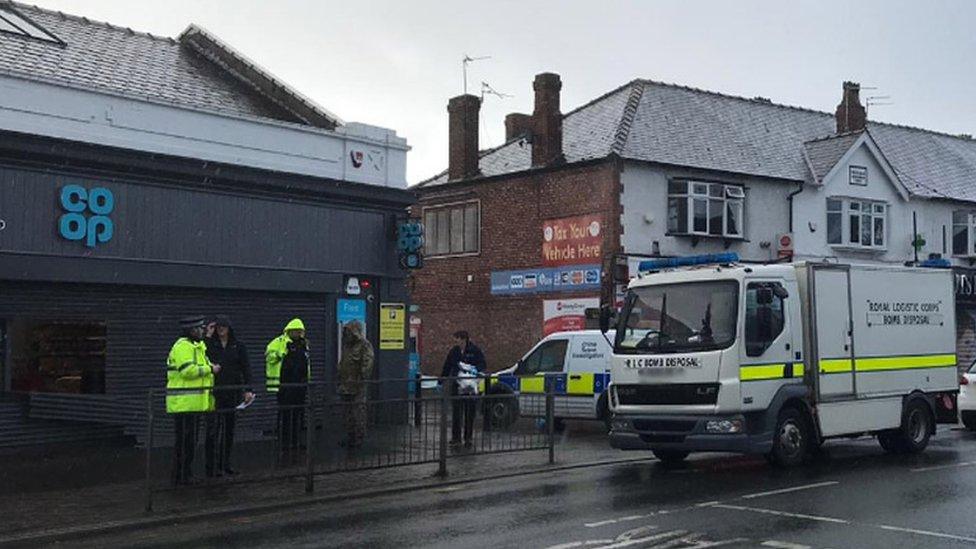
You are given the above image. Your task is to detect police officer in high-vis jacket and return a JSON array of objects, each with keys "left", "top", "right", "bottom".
[
  {"left": 167, "top": 315, "right": 220, "bottom": 485},
  {"left": 266, "top": 318, "right": 310, "bottom": 452}
]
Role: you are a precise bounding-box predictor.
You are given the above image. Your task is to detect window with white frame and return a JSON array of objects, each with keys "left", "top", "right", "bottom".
[
  {"left": 423, "top": 201, "right": 479, "bottom": 256},
  {"left": 825, "top": 198, "right": 886, "bottom": 249},
  {"left": 952, "top": 211, "right": 976, "bottom": 257},
  {"left": 667, "top": 181, "right": 744, "bottom": 238}
]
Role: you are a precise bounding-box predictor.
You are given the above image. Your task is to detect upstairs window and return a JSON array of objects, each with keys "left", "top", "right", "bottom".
[
  {"left": 667, "top": 181, "right": 744, "bottom": 238},
  {"left": 423, "top": 201, "right": 479, "bottom": 257},
  {"left": 0, "top": 7, "right": 63, "bottom": 44},
  {"left": 826, "top": 198, "right": 886, "bottom": 250},
  {"left": 953, "top": 211, "right": 976, "bottom": 257}
]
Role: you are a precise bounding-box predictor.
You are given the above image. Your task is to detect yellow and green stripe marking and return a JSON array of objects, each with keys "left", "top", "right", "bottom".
[
  {"left": 818, "top": 353, "right": 956, "bottom": 374},
  {"left": 740, "top": 363, "right": 804, "bottom": 381}
]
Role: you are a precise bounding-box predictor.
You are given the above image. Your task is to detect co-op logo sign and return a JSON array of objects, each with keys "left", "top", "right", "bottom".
[{"left": 58, "top": 185, "right": 114, "bottom": 248}]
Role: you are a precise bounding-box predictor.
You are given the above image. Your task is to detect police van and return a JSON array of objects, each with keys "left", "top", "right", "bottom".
[
  {"left": 483, "top": 330, "right": 613, "bottom": 429},
  {"left": 602, "top": 253, "right": 959, "bottom": 466}
]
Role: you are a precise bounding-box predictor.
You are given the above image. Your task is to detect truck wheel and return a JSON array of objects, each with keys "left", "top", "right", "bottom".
[
  {"left": 653, "top": 449, "right": 689, "bottom": 467},
  {"left": 769, "top": 407, "right": 810, "bottom": 467},
  {"left": 895, "top": 400, "right": 932, "bottom": 454},
  {"left": 962, "top": 413, "right": 976, "bottom": 432},
  {"left": 597, "top": 393, "right": 611, "bottom": 432},
  {"left": 878, "top": 431, "right": 901, "bottom": 454}
]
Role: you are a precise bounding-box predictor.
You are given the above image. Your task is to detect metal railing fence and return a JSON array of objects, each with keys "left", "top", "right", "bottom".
[{"left": 144, "top": 375, "right": 555, "bottom": 511}]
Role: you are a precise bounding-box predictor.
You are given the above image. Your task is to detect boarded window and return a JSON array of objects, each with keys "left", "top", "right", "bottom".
[{"left": 423, "top": 202, "right": 480, "bottom": 256}]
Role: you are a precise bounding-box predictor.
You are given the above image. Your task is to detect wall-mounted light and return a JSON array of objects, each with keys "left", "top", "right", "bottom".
[
  {"left": 0, "top": 218, "right": 5, "bottom": 231},
  {"left": 808, "top": 221, "right": 817, "bottom": 233}
]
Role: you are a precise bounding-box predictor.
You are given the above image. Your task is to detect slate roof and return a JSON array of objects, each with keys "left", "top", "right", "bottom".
[
  {"left": 419, "top": 79, "right": 976, "bottom": 204},
  {"left": 803, "top": 132, "right": 863, "bottom": 183},
  {"left": 0, "top": 1, "right": 340, "bottom": 128}
]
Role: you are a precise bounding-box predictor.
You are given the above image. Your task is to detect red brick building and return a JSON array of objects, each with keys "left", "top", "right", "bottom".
[
  {"left": 414, "top": 72, "right": 976, "bottom": 377},
  {"left": 412, "top": 73, "right": 624, "bottom": 373}
]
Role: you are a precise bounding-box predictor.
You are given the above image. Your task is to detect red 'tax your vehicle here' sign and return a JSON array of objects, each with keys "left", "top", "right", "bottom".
[{"left": 542, "top": 215, "right": 603, "bottom": 267}]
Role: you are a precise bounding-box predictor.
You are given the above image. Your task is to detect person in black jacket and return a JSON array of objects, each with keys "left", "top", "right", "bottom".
[
  {"left": 440, "top": 330, "right": 487, "bottom": 448},
  {"left": 205, "top": 315, "right": 253, "bottom": 477}
]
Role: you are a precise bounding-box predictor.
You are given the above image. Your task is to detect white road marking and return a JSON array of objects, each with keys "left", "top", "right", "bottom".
[
  {"left": 876, "top": 524, "right": 976, "bottom": 544},
  {"left": 910, "top": 460, "right": 976, "bottom": 473},
  {"left": 741, "top": 481, "right": 839, "bottom": 500},
  {"left": 592, "top": 529, "right": 687, "bottom": 549},
  {"left": 584, "top": 515, "right": 653, "bottom": 528},
  {"left": 713, "top": 503, "right": 849, "bottom": 524},
  {"left": 544, "top": 540, "right": 614, "bottom": 549},
  {"left": 761, "top": 541, "right": 812, "bottom": 549}
]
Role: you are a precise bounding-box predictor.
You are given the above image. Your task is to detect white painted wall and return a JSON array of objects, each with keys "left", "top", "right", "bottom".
[
  {"left": 0, "top": 74, "right": 409, "bottom": 188},
  {"left": 620, "top": 161, "right": 794, "bottom": 262},
  {"left": 792, "top": 140, "right": 965, "bottom": 266}
]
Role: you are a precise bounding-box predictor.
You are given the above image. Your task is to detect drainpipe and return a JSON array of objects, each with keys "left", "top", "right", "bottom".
[{"left": 787, "top": 182, "right": 804, "bottom": 233}]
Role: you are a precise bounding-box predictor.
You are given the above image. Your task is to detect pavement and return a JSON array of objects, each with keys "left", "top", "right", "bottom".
[
  {"left": 43, "top": 425, "right": 976, "bottom": 549},
  {"left": 0, "top": 419, "right": 624, "bottom": 546}
]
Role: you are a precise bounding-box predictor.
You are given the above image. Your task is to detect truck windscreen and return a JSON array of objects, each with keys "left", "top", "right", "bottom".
[{"left": 615, "top": 280, "right": 739, "bottom": 354}]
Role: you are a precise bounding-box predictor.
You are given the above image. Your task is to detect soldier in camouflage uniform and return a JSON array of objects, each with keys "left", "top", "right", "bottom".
[{"left": 338, "top": 320, "right": 374, "bottom": 447}]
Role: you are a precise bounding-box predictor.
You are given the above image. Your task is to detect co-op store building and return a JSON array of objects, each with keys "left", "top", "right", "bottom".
[{"left": 0, "top": 3, "right": 413, "bottom": 446}]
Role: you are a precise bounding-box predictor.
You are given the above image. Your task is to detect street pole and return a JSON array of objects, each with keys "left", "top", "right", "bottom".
[
  {"left": 546, "top": 383, "right": 555, "bottom": 465},
  {"left": 305, "top": 389, "right": 315, "bottom": 494},
  {"left": 144, "top": 389, "right": 155, "bottom": 513},
  {"left": 414, "top": 372, "right": 422, "bottom": 428},
  {"left": 438, "top": 378, "right": 449, "bottom": 477}
]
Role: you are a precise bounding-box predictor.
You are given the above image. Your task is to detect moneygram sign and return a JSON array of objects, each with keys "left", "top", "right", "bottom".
[{"left": 542, "top": 215, "right": 602, "bottom": 267}]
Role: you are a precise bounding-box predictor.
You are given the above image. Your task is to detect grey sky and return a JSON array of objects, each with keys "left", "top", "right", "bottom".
[{"left": 27, "top": 0, "right": 976, "bottom": 185}]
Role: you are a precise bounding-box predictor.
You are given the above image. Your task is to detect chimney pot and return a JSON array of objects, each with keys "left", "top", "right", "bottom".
[
  {"left": 532, "top": 72, "right": 563, "bottom": 167},
  {"left": 835, "top": 81, "right": 867, "bottom": 134},
  {"left": 447, "top": 94, "right": 481, "bottom": 181},
  {"left": 505, "top": 113, "right": 533, "bottom": 141}
]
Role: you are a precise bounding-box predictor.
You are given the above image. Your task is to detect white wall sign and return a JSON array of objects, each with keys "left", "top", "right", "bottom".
[
  {"left": 849, "top": 165, "right": 868, "bottom": 186},
  {"left": 543, "top": 297, "right": 599, "bottom": 336}
]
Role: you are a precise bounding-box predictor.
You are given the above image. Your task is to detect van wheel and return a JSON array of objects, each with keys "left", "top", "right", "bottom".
[
  {"left": 653, "top": 449, "right": 689, "bottom": 468},
  {"left": 597, "top": 393, "right": 611, "bottom": 432},
  {"left": 769, "top": 407, "right": 810, "bottom": 467},
  {"left": 485, "top": 393, "right": 519, "bottom": 430},
  {"left": 895, "top": 400, "right": 932, "bottom": 454},
  {"left": 962, "top": 414, "right": 976, "bottom": 432}
]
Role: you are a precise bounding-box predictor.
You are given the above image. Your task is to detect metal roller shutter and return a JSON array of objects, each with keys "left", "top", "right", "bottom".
[{"left": 0, "top": 281, "right": 334, "bottom": 446}]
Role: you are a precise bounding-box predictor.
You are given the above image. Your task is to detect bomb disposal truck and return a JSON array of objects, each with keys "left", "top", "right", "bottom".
[{"left": 601, "top": 254, "right": 958, "bottom": 467}]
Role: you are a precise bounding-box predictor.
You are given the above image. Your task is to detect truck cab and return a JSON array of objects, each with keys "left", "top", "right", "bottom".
[{"left": 604, "top": 254, "right": 957, "bottom": 466}]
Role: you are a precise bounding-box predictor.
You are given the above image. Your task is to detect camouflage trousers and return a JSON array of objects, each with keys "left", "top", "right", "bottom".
[{"left": 341, "top": 392, "right": 367, "bottom": 446}]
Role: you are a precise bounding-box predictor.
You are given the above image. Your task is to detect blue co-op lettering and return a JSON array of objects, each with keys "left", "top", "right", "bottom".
[{"left": 58, "top": 185, "right": 114, "bottom": 248}]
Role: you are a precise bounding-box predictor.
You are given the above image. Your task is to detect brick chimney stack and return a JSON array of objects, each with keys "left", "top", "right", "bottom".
[
  {"left": 447, "top": 94, "right": 481, "bottom": 181},
  {"left": 531, "top": 72, "right": 563, "bottom": 167},
  {"left": 835, "top": 81, "right": 867, "bottom": 134},
  {"left": 505, "top": 113, "right": 533, "bottom": 141}
]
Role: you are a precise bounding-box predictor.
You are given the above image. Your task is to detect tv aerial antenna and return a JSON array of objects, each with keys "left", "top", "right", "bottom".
[
  {"left": 462, "top": 54, "right": 490, "bottom": 95},
  {"left": 866, "top": 95, "right": 893, "bottom": 116},
  {"left": 480, "top": 81, "right": 512, "bottom": 102}
]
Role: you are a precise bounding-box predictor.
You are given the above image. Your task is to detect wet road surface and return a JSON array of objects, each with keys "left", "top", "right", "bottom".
[{"left": 73, "top": 428, "right": 976, "bottom": 548}]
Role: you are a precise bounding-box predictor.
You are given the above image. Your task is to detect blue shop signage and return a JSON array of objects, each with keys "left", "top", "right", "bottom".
[
  {"left": 490, "top": 264, "right": 601, "bottom": 295},
  {"left": 58, "top": 185, "right": 114, "bottom": 248}
]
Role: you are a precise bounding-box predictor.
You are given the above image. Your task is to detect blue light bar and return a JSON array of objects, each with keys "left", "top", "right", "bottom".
[{"left": 638, "top": 253, "right": 740, "bottom": 272}]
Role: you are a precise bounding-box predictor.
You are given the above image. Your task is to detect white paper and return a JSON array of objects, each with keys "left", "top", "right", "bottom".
[{"left": 236, "top": 397, "right": 254, "bottom": 410}]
